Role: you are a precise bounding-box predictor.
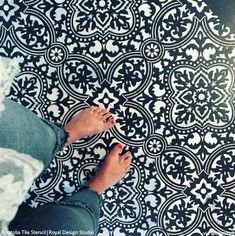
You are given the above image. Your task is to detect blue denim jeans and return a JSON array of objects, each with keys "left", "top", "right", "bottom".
[
  {"left": 9, "top": 188, "right": 102, "bottom": 236},
  {"left": 0, "top": 99, "right": 101, "bottom": 236}
]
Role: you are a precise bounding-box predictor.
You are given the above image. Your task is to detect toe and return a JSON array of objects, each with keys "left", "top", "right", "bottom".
[
  {"left": 93, "top": 107, "right": 103, "bottom": 114},
  {"left": 103, "top": 112, "right": 112, "bottom": 120},
  {"left": 104, "top": 118, "right": 116, "bottom": 128},
  {"left": 124, "top": 155, "right": 132, "bottom": 168},
  {"left": 99, "top": 108, "right": 109, "bottom": 116},
  {"left": 120, "top": 151, "right": 131, "bottom": 163},
  {"left": 110, "top": 144, "right": 124, "bottom": 157},
  {"left": 123, "top": 153, "right": 132, "bottom": 171},
  {"left": 95, "top": 107, "right": 101, "bottom": 112},
  {"left": 90, "top": 106, "right": 99, "bottom": 112},
  {"left": 96, "top": 107, "right": 104, "bottom": 113}
]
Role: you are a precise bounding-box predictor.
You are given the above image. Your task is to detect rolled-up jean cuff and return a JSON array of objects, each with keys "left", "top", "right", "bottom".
[
  {"left": 56, "top": 187, "right": 102, "bottom": 233},
  {"left": 41, "top": 119, "right": 68, "bottom": 153}
]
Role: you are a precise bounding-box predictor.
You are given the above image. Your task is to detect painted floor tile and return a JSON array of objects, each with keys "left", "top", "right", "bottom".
[{"left": 1, "top": 0, "right": 235, "bottom": 235}]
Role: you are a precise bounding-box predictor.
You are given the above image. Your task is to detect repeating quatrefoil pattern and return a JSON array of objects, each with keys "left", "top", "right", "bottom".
[{"left": 1, "top": 0, "right": 235, "bottom": 235}]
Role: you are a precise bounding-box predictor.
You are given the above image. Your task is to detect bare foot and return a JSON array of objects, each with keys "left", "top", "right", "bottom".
[
  {"left": 64, "top": 106, "right": 115, "bottom": 145},
  {"left": 87, "top": 144, "right": 132, "bottom": 194}
]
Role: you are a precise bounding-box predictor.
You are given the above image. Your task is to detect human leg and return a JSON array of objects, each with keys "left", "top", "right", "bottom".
[
  {"left": 9, "top": 145, "right": 132, "bottom": 235},
  {"left": 0, "top": 99, "right": 66, "bottom": 166},
  {"left": 0, "top": 99, "right": 115, "bottom": 166},
  {"left": 9, "top": 188, "right": 101, "bottom": 236}
]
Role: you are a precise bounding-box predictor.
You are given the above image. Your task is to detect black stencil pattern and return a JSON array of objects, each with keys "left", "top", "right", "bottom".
[{"left": 1, "top": 0, "right": 235, "bottom": 235}]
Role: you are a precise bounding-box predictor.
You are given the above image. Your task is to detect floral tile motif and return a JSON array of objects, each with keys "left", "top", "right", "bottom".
[
  {"left": 2, "top": 0, "right": 235, "bottom": 235},
  {"left": 0, "top": 0, "right": 27, "bottom": 30},
  {"left": 68, "top": 0, "right": 137, "bottom": 38},
  {"left": 169, "top": 64, "right": 234, "bottom": 129}
]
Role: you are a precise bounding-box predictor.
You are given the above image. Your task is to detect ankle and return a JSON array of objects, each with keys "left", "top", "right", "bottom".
[
  {"left": 87, "top": 177, "right": 106, "bottom": 194},
  {"left": 64, "top": 124, "right": 81, "bottom": 144},
  {"left": 87, "top": 184, "right": 104, "bottom": 194}
]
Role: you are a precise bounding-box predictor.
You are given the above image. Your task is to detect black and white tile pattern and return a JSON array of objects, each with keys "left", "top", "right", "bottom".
[{"left": 1, "top": 0, "right": 235, "bottom": 235}]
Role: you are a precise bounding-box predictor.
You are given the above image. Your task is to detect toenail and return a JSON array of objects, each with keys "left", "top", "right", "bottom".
[
  {"left": 111, "top": 119, "right": 115, "bottom": 125},
  {"left": 118, "top": 144, "right": 123, "bottom": 149}
]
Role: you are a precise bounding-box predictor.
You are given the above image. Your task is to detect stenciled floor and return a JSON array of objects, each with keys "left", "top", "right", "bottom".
[{"left": 1, "top": 0, "right": 235, "bottom": 235}]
